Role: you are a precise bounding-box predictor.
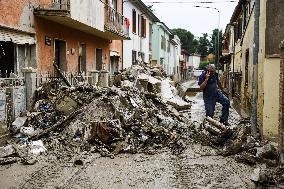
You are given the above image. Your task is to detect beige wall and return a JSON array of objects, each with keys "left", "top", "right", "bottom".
[
  {"left": 259, "top": 0, "right": 281, "bottom": 139},
  {"left": 263, "top": 58, "right": 280, "bottom": 139},
  {"left": 240, "top": 11, "right": 255, "bottom": 116},
  {"left": 228, "top": 0, "right": 281, "bottom": 140}
]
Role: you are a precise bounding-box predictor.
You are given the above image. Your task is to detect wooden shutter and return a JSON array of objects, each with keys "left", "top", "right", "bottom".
[
  {"left": 143, "top": 17, "right": 147, "bottom": 38},
  {"left": 132, "top": 10, "right": 136, "bottom": 33},
  {"left": 138, "top": 14, "right": 140, "bottom": 36}
]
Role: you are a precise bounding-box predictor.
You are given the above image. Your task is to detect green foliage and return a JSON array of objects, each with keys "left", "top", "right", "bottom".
[
  {"left": 199, "top": 61, "right": 214, "bottom": 70},
  {"left": 172, "top": 28, "right": 198, "bottom": 53},
  {"left": 171, "top": 28, "right": 223, "bottom": 58},
  {"left": 197, "top": 33, "right": 210, "bottom": 56},
  {"left": 209, "top": 28, "right": 223, "bottom": 57}
]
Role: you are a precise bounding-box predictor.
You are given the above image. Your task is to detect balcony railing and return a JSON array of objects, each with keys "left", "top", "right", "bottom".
[
  {"left": 35, "top": 0, "right": 70, "bottom": 15},
  {"left": 35, "top": 1, "right": 129, "bottom": 39},
  {"left": 104, "top": 5, "right": 129, "bottom": 38}
]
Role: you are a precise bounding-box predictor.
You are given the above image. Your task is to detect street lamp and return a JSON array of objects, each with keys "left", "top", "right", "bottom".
[{"left": 193, "top": 5, "right": 220, "bottom": 72}]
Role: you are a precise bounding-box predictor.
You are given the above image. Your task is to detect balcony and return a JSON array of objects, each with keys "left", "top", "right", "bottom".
[
  {"left": 33, "top": 1, "right": 70, "bottom": 16},
  {"left": 104, "top": 5, "right": 130, "bottom": 40},
  {"left": 34, "top": 0, "right": 129, "bottom": 40}
]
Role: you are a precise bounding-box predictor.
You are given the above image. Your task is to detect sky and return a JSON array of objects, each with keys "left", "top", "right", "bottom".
[{"left": 142, "top": 0, "right": 238, "bottom": 37}]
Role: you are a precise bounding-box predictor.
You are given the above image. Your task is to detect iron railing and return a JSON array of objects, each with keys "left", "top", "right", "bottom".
[
  {"left": 104, "top": 4, "right": 129, "bottom": 38},
  {"left": 36, "top": 0, "right": 70, "bottom": 11},
  {"left": 35, "top": 71, "right": 92, "bottom": 87},
  {"left": 0, "top": 70, "right": 25, "bottom": 87}
]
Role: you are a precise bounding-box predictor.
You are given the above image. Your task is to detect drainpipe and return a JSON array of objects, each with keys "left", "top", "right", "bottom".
[
  {"left": 232, "top": 29, "right": 236, "bottom": 97},
  {"left": 122, "top": 0, "right": 124, "bottom": 71},
  {"left": 251, "top": 0, "right": 260, "bottom": 136}
]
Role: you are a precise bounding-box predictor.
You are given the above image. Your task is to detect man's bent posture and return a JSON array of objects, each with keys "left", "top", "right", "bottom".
[{"left": 198, "top": 64, "right": 230, "bottom": 126}]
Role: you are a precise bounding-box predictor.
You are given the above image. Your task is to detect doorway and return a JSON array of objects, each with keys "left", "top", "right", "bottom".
[
  {"left": 0, "top": 41, "right": 14, "bottom": 78},
  {"left": 54, "top": 39, "right": 67, "bottom": 72},
  {"left": 110, "top": 56, "right": 119, "bottom": 74},
  {"left": 78, "top": 43, "right": 86, "bottom": 72},
  {"left": 96, "top": 48, "right": 103, "bottom": 70}
]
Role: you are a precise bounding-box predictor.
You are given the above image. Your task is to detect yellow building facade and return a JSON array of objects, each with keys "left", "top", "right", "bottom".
[{"left": 223, "top": 0, "right": 283, "bottom": 140}]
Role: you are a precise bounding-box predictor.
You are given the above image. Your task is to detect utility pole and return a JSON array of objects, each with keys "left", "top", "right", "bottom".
[
  {"left": 214, "top": 35, "right": 217, "bottom": 65},
  {"left": 251, "top": 0, "right": 260, "bottom": 136}
]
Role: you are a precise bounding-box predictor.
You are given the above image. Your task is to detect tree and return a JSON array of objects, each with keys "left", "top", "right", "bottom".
[
  {"left": 171, "top": 28, "right": 198, "bottom": 53},
  {"left": 209, "top": 28, "right": 223, "bottom": 57},
  {"left": 199, "top": 61, "right": 213, "bottom": 70},
  {"left": 197, "top": 33, "right": 210, "bottom": 56}
]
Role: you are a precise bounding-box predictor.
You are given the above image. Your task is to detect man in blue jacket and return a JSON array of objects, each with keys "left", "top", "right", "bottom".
[{"left": 198, "top": 64, "right": 230, "bottom": 126}]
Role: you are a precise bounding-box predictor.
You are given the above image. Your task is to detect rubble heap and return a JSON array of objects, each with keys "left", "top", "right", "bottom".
[
  {"left": 1, "top": 65, "right": 193, "bottom": 164},
  {"left": 0, "top": 64, "right": 283, "bottom": 187}
]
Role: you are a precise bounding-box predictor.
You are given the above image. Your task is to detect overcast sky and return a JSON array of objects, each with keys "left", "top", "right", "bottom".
[{"left": 142, "top": 0, "right": 238, "bottom": 37}]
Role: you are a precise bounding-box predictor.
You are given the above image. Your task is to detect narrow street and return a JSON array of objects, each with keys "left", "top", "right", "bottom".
[
  {"left": 0, "top": 81, "right": 256, "bottom": 189},
  {"left": 0, "top": 0, "right": 283, "bottom": 188}
]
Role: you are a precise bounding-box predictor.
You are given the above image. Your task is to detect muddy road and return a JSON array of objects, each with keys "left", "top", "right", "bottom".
[
  {"left": 0, "top": 145, "right": 255, "bottom": 189},
  {"left": 0, "top": 80, "right": 263, "bottom": 189}
]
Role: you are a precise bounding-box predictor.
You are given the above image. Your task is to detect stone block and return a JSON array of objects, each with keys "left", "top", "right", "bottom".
[
  {"left": 56, "top": 96, "right": 78, "bottom": 115},
  {"left": 0, "top": 145, "right": 15, "bottom": 158}
]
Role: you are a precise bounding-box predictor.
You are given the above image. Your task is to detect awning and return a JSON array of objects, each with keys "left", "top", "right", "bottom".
[{"left": 0, "top": 28, "right": 35, "bottom": 44}]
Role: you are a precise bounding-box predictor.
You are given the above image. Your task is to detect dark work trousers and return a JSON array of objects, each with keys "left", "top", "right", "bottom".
[{"left": 204, "top": 90, "right": 230, "bottom": 122}]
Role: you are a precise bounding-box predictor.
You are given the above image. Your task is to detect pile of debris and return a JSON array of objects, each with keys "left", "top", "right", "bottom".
[
  {"left": 192, "top": 116, "right": 283, "bottom": 186},
  {"left": 0, "top": 65, "right": 193, "bottom": 164},
  {"left": 0, "top": 64, "right": 283, "bottom": 187}
]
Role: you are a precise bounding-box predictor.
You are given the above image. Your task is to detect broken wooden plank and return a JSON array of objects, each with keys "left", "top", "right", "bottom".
[
  {"left": 205, "top": 126, "right": 222, "bottom": 136},
  {"left": 53, "top": 63, "right": 71, "bottom": 87},
  {"left": 0, "top": 157, "right": 20, "bottom": 165},
  {"left": 30, "top": 108, "right": 83, "bottom": 140},
  {"left": 186, "top": 87, "right": 201, "bottom": 93},
  {"left": 205, "top": 116, "right": 227, "bottom": 131}
]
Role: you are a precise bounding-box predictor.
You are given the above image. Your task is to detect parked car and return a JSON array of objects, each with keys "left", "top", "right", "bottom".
[{"left": 193, "top": 69, "right": 203, "bottom": 77}]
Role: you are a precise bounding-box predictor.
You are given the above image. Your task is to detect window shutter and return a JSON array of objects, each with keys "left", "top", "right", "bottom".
[
  {"left": 138, "top": 14, "right": 141, "bottom": 36},
  {"left": 143, "top": 17, "right": 147, "bottom": 38},
  {"left": 132, "top": 10, "right": 136, "bottom": 33}
]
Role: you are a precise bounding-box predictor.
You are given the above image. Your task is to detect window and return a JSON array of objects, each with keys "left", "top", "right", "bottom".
[
  {"left": 167, "top": 41, "right": 170, "bottom": 52},
  {"left": 245, "top": 49, "right": 249, "bottom": 87},
  {"left": 160, "top": 58, "right": 164, "bottom": 65},
  {"left": 161, "top": 35, "right": 166, "bottom": 50},
  {"left": 141, "top": 17, "right": 147, "bottom": 38},
  {"left": 138, "top": 52, "right": 145, "bottom": 62},
  {"left": 132, "top": 50, "right": 137, "bottom": 64},
  {"left": 132, "top": 9, "right": 136, "bottom": 33},
  {"left": 161, "top": 35, "right": 164, "bottom": 50},
  {"left": 237, "top": 18, "right": 243, "bottom": 40},
  {"left": 138, "top": 14, "right": 141, "bottom": 36},
  {"left": 149, "top": 23, "right": 152, "bottom": 51},
  {"left": 112, "top": 0, "right": 117, "bottom": 11}
]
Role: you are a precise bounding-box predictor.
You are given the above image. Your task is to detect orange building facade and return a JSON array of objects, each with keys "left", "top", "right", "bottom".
[{"left": 0, "top": 0, "right": 129, "bottom": 77}]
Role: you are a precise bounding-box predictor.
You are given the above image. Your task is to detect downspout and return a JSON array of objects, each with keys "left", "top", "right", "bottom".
[
  {"left": 121, "top": 0, "right": 124, "bottom": 70},
  {"left": 251, "top": 0, "right": 260, "bottom": 136},
  {"left": 232, "top": 26, "right": 236, "bottom": 97}
]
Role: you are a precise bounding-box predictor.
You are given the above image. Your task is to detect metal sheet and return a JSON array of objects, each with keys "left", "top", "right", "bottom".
[{"left": 0, "top": 28, "right": 35, "bottom": 44}]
